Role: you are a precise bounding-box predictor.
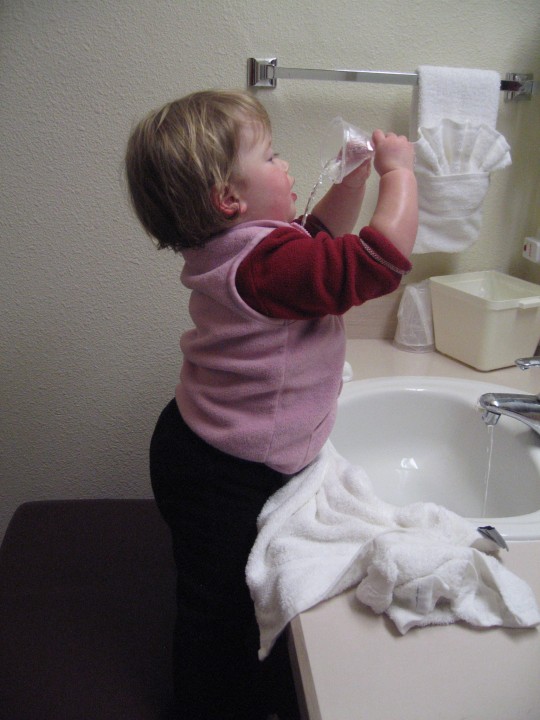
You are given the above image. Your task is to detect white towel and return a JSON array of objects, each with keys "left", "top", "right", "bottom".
[
  {"left": 410, "top": 65, "right": 502, "bottom": 140},
  {"left": 409, "top": 66, "right": 511, "bottom": 254},
  {"left": 246, "top": 442, "right": 540, "bottom": 660}
]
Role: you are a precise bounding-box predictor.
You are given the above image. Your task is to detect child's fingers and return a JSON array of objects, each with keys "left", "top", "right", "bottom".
[
  {"left": 371, "top": 128, "right": 386, "bottom": 146},
  {"left": 372, "top": 131, "right": 415, "bottom": 175},
  {"left": 341, "top": 157, "right": 372, "bottom": 188}
]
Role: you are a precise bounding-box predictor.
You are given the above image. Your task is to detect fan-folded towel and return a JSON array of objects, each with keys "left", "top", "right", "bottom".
[{"left": 409, "top": 66, "right": 511, "bottom": 254}]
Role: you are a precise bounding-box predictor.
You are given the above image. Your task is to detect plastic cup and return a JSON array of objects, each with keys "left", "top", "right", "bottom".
[
  {"left": 320, "top": 117, "right": 374, "bottom": 184},
  {"left": 394, "top": 281, "right": 435, "bottom": 353}
]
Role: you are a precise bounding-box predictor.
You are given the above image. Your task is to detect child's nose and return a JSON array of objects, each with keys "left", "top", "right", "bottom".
[{"left": 278, "top": 157, "right": 289, "bottom": 172}]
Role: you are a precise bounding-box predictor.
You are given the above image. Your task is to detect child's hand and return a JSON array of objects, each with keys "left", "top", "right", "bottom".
[
  {"left": 372, "top": 129, "right": 415, "bottom": 177},
  {"left": 340, "top": 158, "right": 372, "bottom": 189}
]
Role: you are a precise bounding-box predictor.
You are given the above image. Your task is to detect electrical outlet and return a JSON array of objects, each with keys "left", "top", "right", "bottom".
[{"left": 523, "top": 237, "right": 540, "bottom": 263}]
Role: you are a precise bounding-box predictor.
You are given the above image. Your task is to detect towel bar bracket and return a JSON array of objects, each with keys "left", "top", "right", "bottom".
[
  {"left": 504, "top": 73, "right": 534, "bottom": 102},
  {"left": 248, "top": 57, "right": 278, "bottom": 88},
  {"left": 247, "top": 58, "right": 535, "bottom": 101}
]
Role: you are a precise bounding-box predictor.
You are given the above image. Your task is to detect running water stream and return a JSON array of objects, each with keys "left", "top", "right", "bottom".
[
  {"left": 301, "top": 171, "right": 326, "bottom": 227},
  {"left": 481, "top": 424, "right": 495, "bottom": 517}
]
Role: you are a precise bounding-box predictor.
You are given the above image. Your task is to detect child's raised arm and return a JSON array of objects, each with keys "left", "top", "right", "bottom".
[
  {"left": 310, "top": 129, "right": 417, "bottom": 258},
  {"left": 310, "top": 159, "right": 372, "bottom": 238},
  {"left": 368, "top": 129, "right": 417, "bottom": 258}
]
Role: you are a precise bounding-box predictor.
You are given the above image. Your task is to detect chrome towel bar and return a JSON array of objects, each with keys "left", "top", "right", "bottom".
[{"left": 247, "top": 58, "right": 535, "bottom": 102}]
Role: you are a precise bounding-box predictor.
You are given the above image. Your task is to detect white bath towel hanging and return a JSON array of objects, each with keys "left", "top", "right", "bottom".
[
  {"left": 246, "top": 442, "right": 540, "bottom": 660},
  {"left": 409, "top": 66, "right": 511, "bottom": 254}
]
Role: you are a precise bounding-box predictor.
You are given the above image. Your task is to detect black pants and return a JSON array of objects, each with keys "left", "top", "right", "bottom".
[{"left": 150, "top": 399, "right": 300, "bottom": 720}]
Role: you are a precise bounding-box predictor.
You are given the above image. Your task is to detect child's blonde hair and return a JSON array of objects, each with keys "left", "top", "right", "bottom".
[{"left": 125, "top": 89, "right": 271, "bottom": 251}]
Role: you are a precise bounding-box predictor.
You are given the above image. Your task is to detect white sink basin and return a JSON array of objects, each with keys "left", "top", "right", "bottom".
[{"left": 330, "top": 376, "right": 540, "bottom": 541}]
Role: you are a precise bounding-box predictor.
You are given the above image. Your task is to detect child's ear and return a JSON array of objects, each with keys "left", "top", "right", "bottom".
[{"left": 211, "top": 185, "right": 246, "bottom": 219}]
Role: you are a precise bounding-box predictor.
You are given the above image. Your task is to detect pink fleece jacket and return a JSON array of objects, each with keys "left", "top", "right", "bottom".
[{"left": 176, "top": 219, "right": 409, "bottom": 474}]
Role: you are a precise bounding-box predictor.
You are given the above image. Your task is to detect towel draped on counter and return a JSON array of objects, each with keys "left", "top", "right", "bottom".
[{"left": 246, "top": 442, "right": 540, "bottom": 660}]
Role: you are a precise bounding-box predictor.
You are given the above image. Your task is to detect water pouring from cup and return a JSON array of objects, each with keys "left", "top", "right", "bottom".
[
  {"left": 321, "top": 117, "right": 375, "bottom": 184},
  {"left": 301, "top": 117, "right": 374, "bottom": 226}
]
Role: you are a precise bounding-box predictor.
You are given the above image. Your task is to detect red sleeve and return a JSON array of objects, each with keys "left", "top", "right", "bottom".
[{"left": 236, "top": 222, "right": 412, "bottom": 319}]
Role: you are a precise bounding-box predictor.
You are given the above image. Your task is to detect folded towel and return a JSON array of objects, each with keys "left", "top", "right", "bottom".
[
  {"left": 246, "top": 442, "right": 540, "bottom": 660},
  {"left": 415, "top": 120, "right": 511, "bottom": 176},
  {"left": 410, "top": 65, "right": 502, "bottom": 140},
  {"left": 408, "top": 66, "right": 510, "bottom": 254}
]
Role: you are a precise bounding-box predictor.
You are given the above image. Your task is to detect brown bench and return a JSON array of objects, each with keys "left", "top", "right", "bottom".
[{"left": 0, "top": 499, "right": 176, "bottom": 720}]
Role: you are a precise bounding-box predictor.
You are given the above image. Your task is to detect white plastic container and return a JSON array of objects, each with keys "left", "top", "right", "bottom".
[{"left": 429, "top": 271, "right": 540, "bottom": 371}]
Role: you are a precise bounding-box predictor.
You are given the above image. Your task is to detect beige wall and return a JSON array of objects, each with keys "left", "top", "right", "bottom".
[{"left": 1, "top": 0, "right": 539, "bottom": 541}]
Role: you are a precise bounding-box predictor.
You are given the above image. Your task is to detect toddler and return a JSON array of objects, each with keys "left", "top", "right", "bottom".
[{"left": 125, "top": 89, "right": 417, "bottom": 720}]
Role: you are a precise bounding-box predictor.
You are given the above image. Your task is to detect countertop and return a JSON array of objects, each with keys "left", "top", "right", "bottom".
[{"left": 288, "top": 340, "right": 540, "bottom": 720}]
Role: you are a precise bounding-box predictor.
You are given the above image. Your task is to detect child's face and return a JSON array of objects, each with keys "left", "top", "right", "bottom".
[{"left": 232, "top": 121, "right": 297, "bottom": 224}]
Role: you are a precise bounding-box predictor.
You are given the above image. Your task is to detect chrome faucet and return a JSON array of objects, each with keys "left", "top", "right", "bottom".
[{"left": 479, "top": 357, "right": 540, "bottom": 435}]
